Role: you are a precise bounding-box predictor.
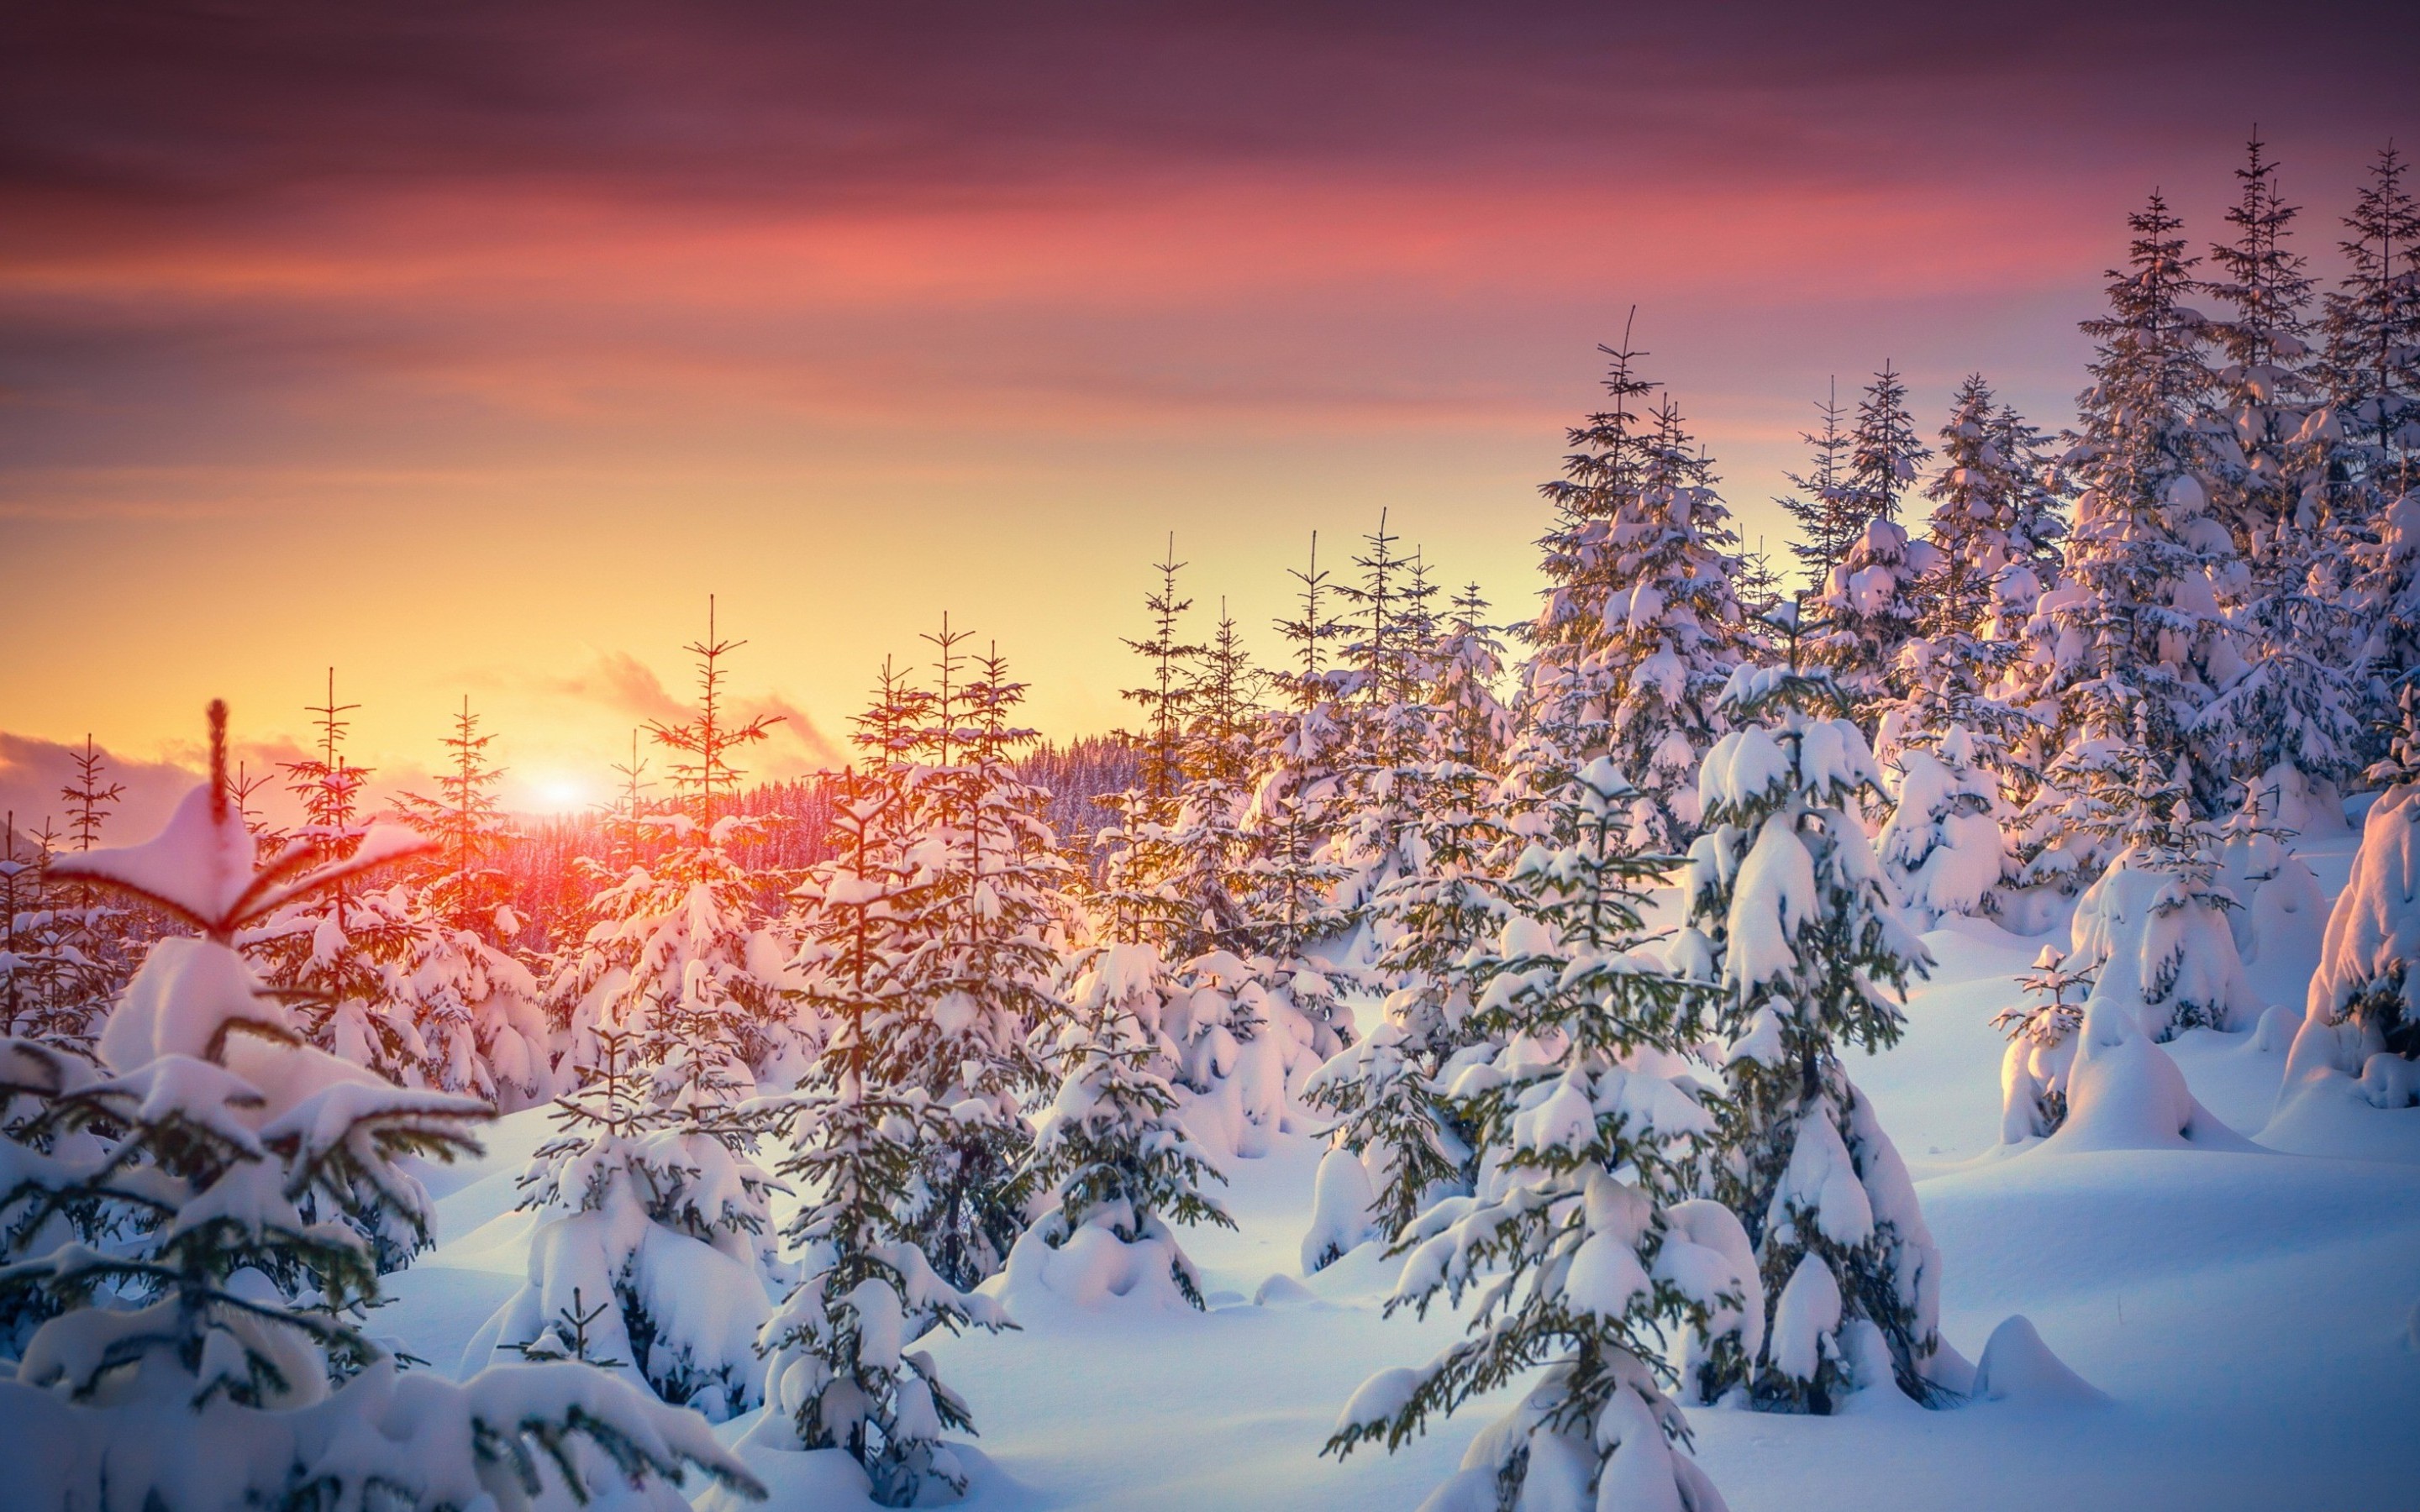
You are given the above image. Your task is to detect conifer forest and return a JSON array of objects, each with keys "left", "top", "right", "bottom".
[{"left": 3, "top": 18, "right": 2420, "bottom": 1509}]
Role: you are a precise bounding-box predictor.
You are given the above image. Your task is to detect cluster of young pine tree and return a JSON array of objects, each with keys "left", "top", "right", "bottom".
[{"left": 3, "top": 133, "right": 2416, "bottom": 1512}]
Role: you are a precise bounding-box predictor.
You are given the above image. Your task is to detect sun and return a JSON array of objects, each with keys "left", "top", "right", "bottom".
[{"left": 523, "top": 774, "right": 590, "bottom": 814}]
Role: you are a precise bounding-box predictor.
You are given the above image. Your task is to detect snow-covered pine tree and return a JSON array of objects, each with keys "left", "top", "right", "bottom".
[
  {"left": 2013, "top": 192, "right": 2249, "bottom": 835},
  {"left": 1334, "top": 511, "right": 1440, "bottom": 932},
  {"left": 1876, "top": 725, "right": 2010, "bottom": 929},
  {"left": 492, "top": 610, "right": 800, "bottom": 1417},
  {"left": 1004, "top": 941, "right": 1236, "bottom": 1308},
  {"left": 1165, "top": 600, "right": 1350, "bottom": 1158},
  {"left": 391, "top": 696, "right": 553, "bottom": 1109},
  {"left": 248, "top": 669, "right": 429, "bottom": 1090},
  {"left": 2280, "top": 675, "right": 2420, "bottom": 1107},
  {"left": 2317, "top": 144, "right": 2420, "bottom": 517},
  {"left": 0, "top": 817, "right": 63, "bottom": 1043},
  {"left": 553, "top": 602, "right": 804, "bottom": 1088},
  {"left": 874, "top": 625, "right": 1071, "bottom": 1290},
  {"left": 1243, "top": 532, "right": 1354, "bottom": 973},
  {"left": 1524, "top": 333, "right": 1749, "bottom": 853},
  {"left": 1993, "top": 946, "right": 2095, "bottom": 1142},
  {"left": 1093, "top": 539, "right": 1207, "bottom": 955},
  {"left": 1810, "top": 364, "right": 1940, "bottom": 720},
  {"left": 1917, "top": 377, "right": 2066, "bottom": 644},
  {"left": 1811, "top": 515, "right": 1939, "bottom": 723},
  {"left": 0, "top": 702, "right": 758, "bottom": 1509},
  {"left": 750, "top": 764, "right": 1011, "bottom": 1506},
  {"left": 1307, "top": 589, "right": 1516, "bottom": 1263},
  {"left": 1886, "top": 376, "right": 2063, "bottom": 781},
  {"left": 1781, "top": 378, "right": 1863, "bottom": 592},
  {"left": 1672, "top": 659, "right": 1949, "bottom": 1412},
  {"left": 1325, "top": 757, "right": 1745, "bottom": 1512},
  {"left": 1845, "top": 361, "right": 1933, "bottom": 527},
  {"left": 39, "top": 737, "right": 132, "bottom": 1052},
  {"left": 2193, "top": 136, "right": 2366, "bottom": 827}
]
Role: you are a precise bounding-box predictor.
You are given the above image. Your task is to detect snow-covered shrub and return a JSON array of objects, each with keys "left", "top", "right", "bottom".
[
  {"left": 1003, "top": 943, "right": 1235, "bottom": 1309},
  {"left": 1326, "top": 758, "right": 1740, "bottom": 1512},
  {"left": 1877, "top": 725, "right": 2011, "bottom": 928},
  {"left": 1672, "top": 663, "right": 1954, "bottom": 1412},
  {"left": 2277, "top": 766, "right": 2420, "bottom": 1117},
  {"left": 1992, "top": 948, "right": 2094, "bottom": 1142},
  {"left": 469, "top": 1028, "right": 781, "bottom": 1420},
  {"left": 5, "top": 712, "right": 758, "bottom": 1509},
  {"left": 2066, "top": 758, "right": 2262, "bottom": 1041}
]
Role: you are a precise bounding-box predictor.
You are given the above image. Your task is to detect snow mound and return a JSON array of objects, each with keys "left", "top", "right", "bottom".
[
  {"left": 2042, "top": 999, "right": 2258, "bottom": 1154},
  {"left": 1970, "top": 1315, "right": 2107, "bottom": 1405},
  {"left": 996, "top": 1221, "right": 1201, "bottom": 1313}
]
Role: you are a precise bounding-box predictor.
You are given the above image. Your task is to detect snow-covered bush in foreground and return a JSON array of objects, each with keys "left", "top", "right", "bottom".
[
  {"left": 2274, "top": 747, "right": 2420, "bottom": 1128},
  {"left": 2065, "top": 759, "right": 2263, "bottom": 1042},
  {"left": 3, "top": 711, "right": 758, "bottom": 1510},
  {"left": 1002, "top": 943, "right": 1236, "bottom": 1310},
  {"left": 1327, "top": 759, "right": 1742, "bottom": 1512},
  {"left": 1992, "top": 947, "right": 2094, "bottom": 1142},
  {"left": 1673, "top": 662, "right": 1956, "bottom": 1413},
  {"left": 466, "top": 1029, "right": 779, "bottom": 1420}
]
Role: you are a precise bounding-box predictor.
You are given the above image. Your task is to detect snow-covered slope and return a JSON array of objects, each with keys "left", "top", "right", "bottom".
[{"left": 376, "top": 828, "right": 2420, "bottom": 1512}]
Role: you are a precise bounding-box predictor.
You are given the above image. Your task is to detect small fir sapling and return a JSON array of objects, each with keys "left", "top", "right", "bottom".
[
  {"left": 1994, "top": 947, "right": 2096, "bottom": 1142},
  {"left": 1325, "top": 758, "right": 1744, "bottom": 1512},
  {"left": 471, "top": 1025, "right": 782, "bottom": 1420},
  {"left": 1, "top": 701, "right": 760, "bottom": 1509},
  {"left": 1670, "top": 651, "right": 1953, "bottom": 1413}
]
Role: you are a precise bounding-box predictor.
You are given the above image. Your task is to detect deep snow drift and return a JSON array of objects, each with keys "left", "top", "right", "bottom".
[{"left": 372, "top": 823, "right": 2420, "bottom": 1511}]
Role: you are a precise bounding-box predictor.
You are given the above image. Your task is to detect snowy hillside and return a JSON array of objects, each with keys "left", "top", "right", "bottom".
[{"left": 361, "top": 822, "right": 2420, "bottom": 1511}]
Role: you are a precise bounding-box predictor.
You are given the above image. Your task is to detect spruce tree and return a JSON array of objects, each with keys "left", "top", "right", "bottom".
[
  {"left": 251, "top": 669, "right": 428, "bottom": 1089},
  {"left": 1781, "top": 379, "right": 1863, "bottom": 591},
  {"left": 752, "top": 767, "right": 1010, "bottom": 1506},
  {"left": 1673, "top": 659, "right": 1949, "bottom": 1412},
  {"left": 391, "top": 698, "right": 552, "bottom": 1107},
  {"left": 1844, "top": 362, "right": 1933, "bottom": 526},
  {"left": 2318, "top": 144, "right": 2420, "bottom": 508},
  {"left": 876, "top": 626, "right": 1071, "bottom": 1290},
  {"left": 1524, "top": 335, "right": 1749, "bottom": 853},
  {"left": 2014, "top": 192, "right": 2247, "bottom": 836},
  {"left": 1886, "top": 376, "right": 2060, "bottom": 783},
  {"left": 2193, "top": 137, "right": 2366, "bottom": 822},
  {"left": 1326, "top": 759, "right": 1743, "bottom": 1512},
  {"left": 1005, "top": 943, "right": 1236, "bottom": 1308}
]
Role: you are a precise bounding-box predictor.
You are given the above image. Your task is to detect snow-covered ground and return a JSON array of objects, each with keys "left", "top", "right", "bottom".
[{"left": 379, "top": 822, "right": 2420, "bottom": 1511}]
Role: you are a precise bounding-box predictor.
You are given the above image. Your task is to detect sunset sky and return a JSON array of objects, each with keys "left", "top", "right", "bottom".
[{"left": 3, "top": 2, "right": 2414, "bottom": 830}]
